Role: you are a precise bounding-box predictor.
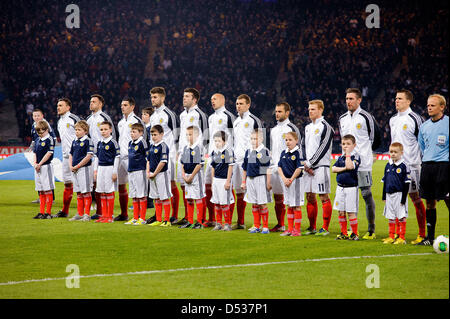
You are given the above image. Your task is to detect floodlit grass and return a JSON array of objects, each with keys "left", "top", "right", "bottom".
[{"left": 0, "top": 160, "right": 448, "bottom": 299}]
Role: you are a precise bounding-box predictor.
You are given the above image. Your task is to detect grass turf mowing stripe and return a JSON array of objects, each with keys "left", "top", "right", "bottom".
[{"left": 0, "top": 252, "right": 433, "bottom": 287}]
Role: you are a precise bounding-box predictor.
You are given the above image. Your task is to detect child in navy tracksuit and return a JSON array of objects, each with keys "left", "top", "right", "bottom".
[{"left": 382, "top": 142, "right": 411, "bottom": 245}]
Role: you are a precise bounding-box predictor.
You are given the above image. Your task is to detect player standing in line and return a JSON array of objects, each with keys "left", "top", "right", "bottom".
[
  {"left": 86, "top": 94, "right": 116, "bottom": 220},
  {"left": 417, "top": 94, "right": 449, "bottom": 246},
  {"left": 277, "top": 131, "right": 304, "bottom": 237},
  {"left": 148, "top": 87, "right": 180, "bottom": 224},
  {"left": 209, "top": 131, "right": 235, "bottom": 231},
  {"left": 29, "top": 108, "right": 56, "bottom": 204},
  {"left": 232, "top": 94, "right": 263, "bottom": 230},
  {"left": 338, "top": 88, "right": 378, "bottom": 240},
  {"left": 269, "top": 102, "right": 302, "bottom": 233},
  {"left": 302, "top": 100, "right": 334, "bottom": 236},
  {"left": 53, "top": 98, "right": 80, "bottom": 218},
  {"left": 389, "top": 89, "right": 426, "bottom": 244},
  {"left": 147, "top": 124, "right": 172, "bottom": 227},
  {"left": 332, "top": 134, "right": 361, "bottom": 240},
  {"left": 140, "top": 106, "right": 155, "bottom": 214},
  {"left": 175, "top": 88, "right": 208, "bottom": 227},
  {"left": 32, "top": 120, "right": 55, "bottom": 219},
  {"left": 179, "top": 125, "right": 206, "bottom": 229},
  {"left": 242, "top": 129, "right": 272, "bottom": 234},
  {"left": 124, "top": 123, "right": 149, "bottom": 225},
  {"left": 68, "top": 121, "right": 95, "bottom": 222},
  {"left": 205, "top": 93, "right": 236, "bottom": 227},
  {"left": 381, "top": 142, "right": 411, "bottom": 245},
  {"left": 93, "top": 121, "right": 120, "bottom": 223},
  {"left": 115, "top": 97, "right": 147, "bottom": 221}
]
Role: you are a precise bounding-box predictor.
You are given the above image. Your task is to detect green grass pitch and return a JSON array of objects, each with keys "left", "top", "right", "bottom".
[{"left": 0, "top": 160, "right": 448, "bottom": 299}]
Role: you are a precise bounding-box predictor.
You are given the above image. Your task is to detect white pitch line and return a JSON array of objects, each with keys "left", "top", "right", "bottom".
[{"left": 0, "top": 252, "right": 434, "bottom": 287}]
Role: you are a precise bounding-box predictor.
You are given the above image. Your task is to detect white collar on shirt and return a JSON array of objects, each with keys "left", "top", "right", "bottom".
[
  {"left": 239, "top": 110, "right": 250, "bottom": 119},
  {"left": 389, "top": 158, "right": 404, "bottom": 166},
  {"left": 40, "top": 134, "right": 51, "bottom": 141},
  {"left": 214, "top": 106, "right": 225, "bottom": 114},
  {"left": 153, "top": 140, "right": 164, "bottom": 147},
  {"left": 277, "top": 118, "right": 290, "bottom": 126},
  {"left": 78, "top": 135, "right": 88, "bottom": 142},
  {"left": 252, "top": 144, "right": 265, "bottom": 152},
  {"left": 398, "top": 108, "right": 411, "bottom": 116},
  {"left": 132, "top": 136, "right": 143, "bottom": 144},
  {"left": 285, "top": 145, "right": 299, "bottom": 153},
  {"left": 102, "top": 136, "right": 112, "bottom": 143},
  {"left": 311, "top": 116, "right": 324, "bottom": 125}
]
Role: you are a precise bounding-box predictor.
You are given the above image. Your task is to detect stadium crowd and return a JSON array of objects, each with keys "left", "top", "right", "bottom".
[{"left": 0, "top": 0, "right": 448, "bottom": 152}]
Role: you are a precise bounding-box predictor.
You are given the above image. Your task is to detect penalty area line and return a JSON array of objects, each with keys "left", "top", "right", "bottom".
[{"left": 0, "top": 252, "right": 433, "bottom": 287}]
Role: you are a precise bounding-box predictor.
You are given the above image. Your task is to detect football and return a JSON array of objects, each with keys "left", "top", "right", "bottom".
[{"left": 433, "top": 235, "right": 449, "bottom": 254}]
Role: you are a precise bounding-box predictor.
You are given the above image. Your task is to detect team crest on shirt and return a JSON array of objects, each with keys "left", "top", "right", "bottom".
[
  {"left": 396, "top": 168, "right": 401, "bottom": 174},
  {"left": 105, "top": 145, "right": 110, "bottom": 150},
  {"left": 403, "top": 124, "right": 408, "bottom": 130},
  {"left": 97, "top": 122, "right": 101, "bottom": 127},
  {"left": 218, "top": 119, "right": 223, "bottom": 125},
  {"left": 291, "top": 155, "right": 296, "bottom": 160},
  {"left": 80, "top": 142, "right": 84, "bottom": 147},
  {"left": 66, "top": 123, "right": 70, "bottom": 128},
  {"left": 220, "top": 154, "right": 225, "bottom": 159},
  {"left": 41, "top": 142, "right": 46, "bottom": 147},
  {"left": 159, "top": 118, "right": 164, "bottom": 124},
  {"left": 314, "top": 128, "right": 319, "bottom": 134},
  {"left": 282, "top": 133, "right": 286, "bottom": 139},
  {"left": 256, "top": 153, "right": 262, "bottom": 159},
  {"left": 128, "top": 124, "right": 132, "bottom": 128},
  {"left": 244, "top": 122, "right": 249, "bottom": 128},
  {"left": 189, "top": 117, "right": 194, "bottom": 123},
  {"left": 191, "top": 150, "right": 196, "bottom": 156},
  {"left": 356, "top": 123, "right": 362, "bottom": 130},
  {"left": 134, "top": 145, "right": 139, "bottom": 151},
  {"left": 154, "top": 149, "right": 159, "bottom": 153}
]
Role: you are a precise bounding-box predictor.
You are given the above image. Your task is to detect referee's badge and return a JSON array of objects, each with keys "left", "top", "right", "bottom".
[
  {"left": 356, "top": 123, "right": 362, "bottom": 130},
  {"left": 396, "top": 168, "right": 401, "bottom": 174},
  {"left": 402, "top": 124, "right": 407, "bottom": 130},
  {"left": 291, "top": 155, "right": 296, "bottom": 160}
]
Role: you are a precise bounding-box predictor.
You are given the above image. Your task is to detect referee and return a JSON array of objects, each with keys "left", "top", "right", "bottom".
[{"left": 417, "top": 94, "right": 449, "bottom": 246}]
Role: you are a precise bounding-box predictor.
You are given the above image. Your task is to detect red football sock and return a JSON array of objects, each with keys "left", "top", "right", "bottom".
[
  {"left": 83, "top": 193, "right": 92, "bottom": 216},
  {"left": 118, "top": 184, "right": 128, "bottom": 217},
  {"left": 215, "top": 205, "right": 223, "bottom": 225},
  {"left": 39, "top": 192, "right": 46, "bottom": 214},
  {"left": 322, "top": 199, "right": 332, "bottom": 230},
  {"left": 132, "top": 199, "right": 140, "bottom": 220},
  {"left": 62, "top": 184, "right": 73, "bottom": 214},
  {"left": 260, "top": 206, "right": 269, "bottom": 229},
  {"left": 307, "top": 199, "right": 318, "bottom": 230},
  {"left": 100, "top": 193, "right": 108, "bottom": 218},
  {"left": 413, "top": 198, "right": 426, "bottom": 238},
  {"left": 287, "top": 207, "right": 295, "bottom": 232},
  {"left": 399, "top": 219, "right": 407, "bottom": 240},
  {"left": 171, "top": 183, "right": 180, "bottom": 219},
  {"left": 274, "top": 194, "right": 285, "bottom": 226},
  {"left": 186, "top": 200, "right": 195, "bottom": 224},
  {"left": 162, "top": 199, "right": 171, "bottom": 222},
  {"left": 252, "top": 205, "right": 261, "bottom": 229},
  {"left": 237, "top": 195, "right": 246, "bottom": 225},
  {"left": 349, "top": 217, "right": 358, "bottom": 235},
  {"left": 154, "top": 199, "right": 162, "bottom": 222},
  {"left": 107, "top": 192, "right": 115, "bottom": 219},
  {"left": 395, "top": 218, "right": 400, "bottom": 236},
  {"left": 77, "top": 193, "right": 84, "bottom": 216},
  {"left": 223, "top": 205, "right": 231, "bottom": 225},
  {"left": 182, "top": 187, "right": 188, "bottom": 219},
  {"left": 338, "top": 216, "right": 347, "bottom": 235},
  {"left": 196, "top": 199, "right": 205, "bottom": 223},
  {"left": 202, "top": 197, "right": 207, "bottom": 223},
  {"left": 139, "top": 198, "right": 147, "bottom": 220},
  {"left": 294, "top": 208, "right": 302, "bottom": 232},
  {"left": 388, "top": 219, "right": 396, "bottom": 239},
  {"left": 45, "top": 191, "right": 53, "bottom": 215}
]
